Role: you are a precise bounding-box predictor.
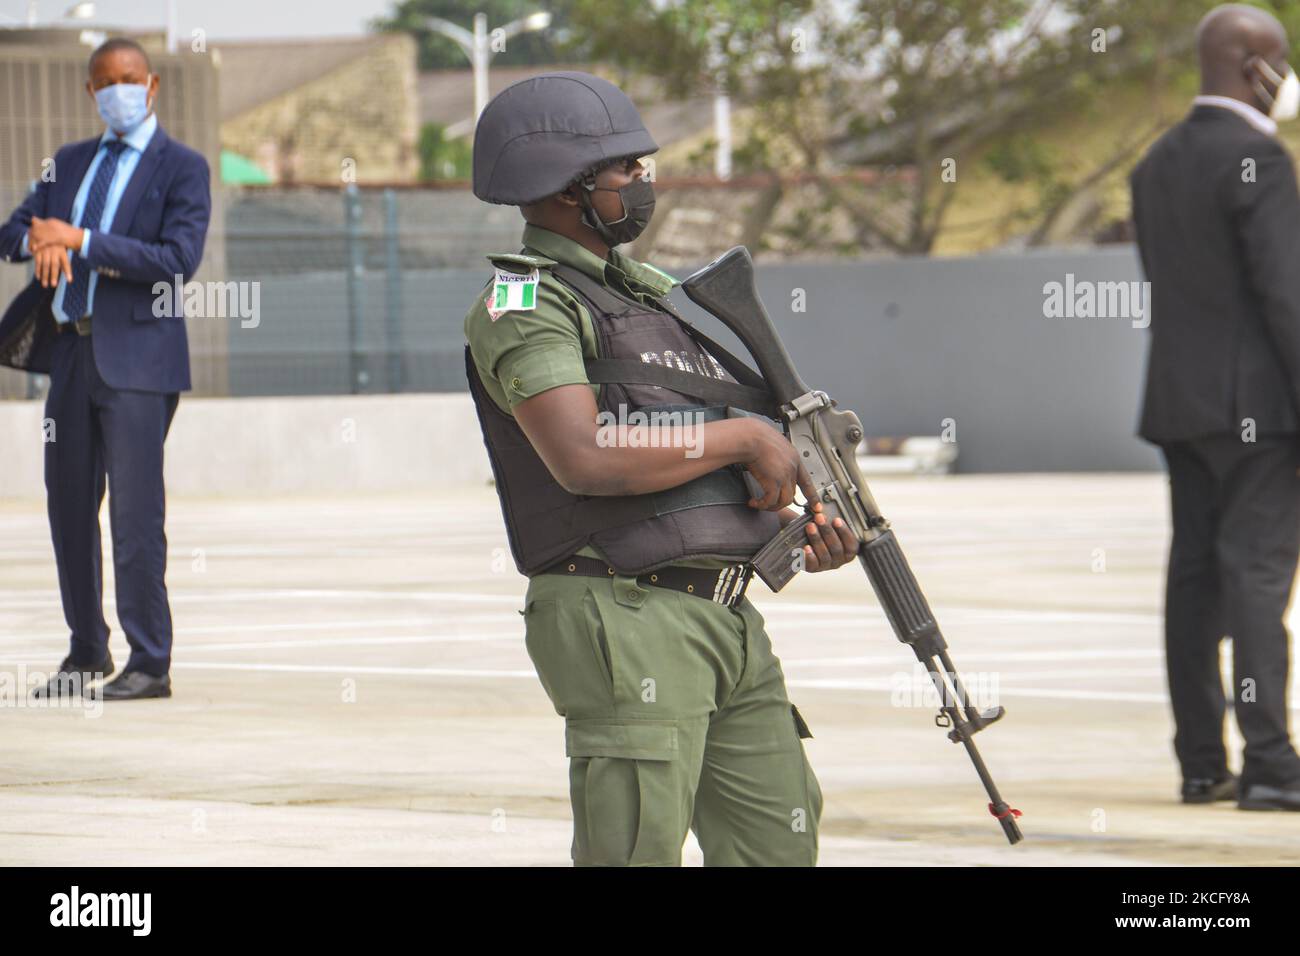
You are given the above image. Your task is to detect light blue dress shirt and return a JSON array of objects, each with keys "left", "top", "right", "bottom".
[{"left": 23, "top": 112, "right": 158, "bottom": 323}]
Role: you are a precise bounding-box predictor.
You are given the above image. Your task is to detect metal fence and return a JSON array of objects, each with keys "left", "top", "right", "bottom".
[{"left": 219, "top": 185, "right": 519, "bottom": 396}]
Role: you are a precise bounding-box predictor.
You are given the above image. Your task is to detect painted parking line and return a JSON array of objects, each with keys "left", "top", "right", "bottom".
[
  {"left": 0, "top": 587, "right": 1163, "bottom": 626},
  {"left": 0, "top": 616, "right": 515, "bottom": 646}
]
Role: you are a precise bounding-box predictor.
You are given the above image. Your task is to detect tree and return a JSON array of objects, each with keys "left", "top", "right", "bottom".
[
  {"left": 373, "top": 0, "right": 574, "bottom": 71},
  {"left": 562, "top": 0, "right": 1296, "bottom": 254},
  {"left": 418, "top": 122, "right": 473, "bottom": 181}
]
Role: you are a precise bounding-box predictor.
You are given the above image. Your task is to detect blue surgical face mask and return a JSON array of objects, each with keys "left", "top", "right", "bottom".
[{"left": 94, "top": 78, "right": 151, "bottom": 134}]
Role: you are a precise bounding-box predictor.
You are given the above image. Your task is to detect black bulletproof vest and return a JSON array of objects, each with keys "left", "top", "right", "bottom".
[{"left": 466, "top": 262, "right": 783, "bottom": 576}]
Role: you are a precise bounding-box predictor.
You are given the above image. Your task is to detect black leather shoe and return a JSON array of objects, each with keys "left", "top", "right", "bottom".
[
  {"left": 98, "top": 670, "right": 171, "bottom": 701},
  {"left": 1181, "top": 773, "right": 1238, "bottom": 804},
  {"left": 30, "top": 651, "right": 114, "bottom": 700},
  {"left": 1238, "top": 781, "right": 1300, "bottom": 811}
]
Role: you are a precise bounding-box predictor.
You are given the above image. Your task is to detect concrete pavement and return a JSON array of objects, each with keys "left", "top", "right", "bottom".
[{"left": 2, "top": 475, "right": 1297, "bottom": 866}]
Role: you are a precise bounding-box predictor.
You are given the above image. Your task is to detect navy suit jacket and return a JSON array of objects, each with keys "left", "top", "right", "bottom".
[{"left": 0, "top": 124, "right": 210, "bottom": 394}]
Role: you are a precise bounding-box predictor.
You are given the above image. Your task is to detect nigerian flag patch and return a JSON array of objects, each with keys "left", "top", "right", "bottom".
[{"left": 491, "top": 267, "right": 539, "bottom": 315}]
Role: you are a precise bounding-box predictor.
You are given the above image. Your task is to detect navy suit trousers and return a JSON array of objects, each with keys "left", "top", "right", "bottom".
[{"left": 44, "top": 332, "right": 178, "bottom": 676}]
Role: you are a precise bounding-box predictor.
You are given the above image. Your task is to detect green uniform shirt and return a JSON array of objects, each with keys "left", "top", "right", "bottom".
[{"left": 464, "top": 224, "right": 731, "bottom": 571}]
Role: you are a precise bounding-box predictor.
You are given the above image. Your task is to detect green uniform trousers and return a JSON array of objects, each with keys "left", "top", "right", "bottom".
[{"left": 523, "top": 570, "right": 823, "bottom": 867}]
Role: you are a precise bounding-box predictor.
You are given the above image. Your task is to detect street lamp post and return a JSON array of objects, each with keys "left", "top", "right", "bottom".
[
  {"left": 22, "top": 1, "right": 95, "bottom": 26},
  {"left": 706, "top": 29, "right": 732, "bottom": 181},
  {"left": 471, "top": 13, "right": 488, "bottom": 126},
  {"left": 426, "top": 11, "right": 552, "bottom": 128},
  {"left": 713, "top": 92, "right": 732, "bottom": 181},
  {"left": 165, "top": 0, "right": 178, "bottom": 53}
]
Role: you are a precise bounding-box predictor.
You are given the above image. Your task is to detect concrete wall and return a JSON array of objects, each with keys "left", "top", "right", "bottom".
[
  {"left": 722, "top": 244, "right": 1163, "bottom": 473},
  {"left": 0, "top": 393, "right": 492, "bottom": 501},
  {"left": 209, "top": 243, "right": 1163, "bottom": 473}
]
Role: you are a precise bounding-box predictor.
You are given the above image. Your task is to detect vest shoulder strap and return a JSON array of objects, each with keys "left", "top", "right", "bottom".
[
  {"left": 550, "top": 262, "right": 777, "bottom": 417},
  {"left": 550, "top": 262, "right": 642, "bottom": 316},
  {"left": 665, "top": 308, "right": 768, "bottom": 391}
]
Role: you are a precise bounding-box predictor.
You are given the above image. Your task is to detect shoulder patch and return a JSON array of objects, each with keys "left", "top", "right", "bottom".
[
  {"left": 486, "top": 252, "right": 557, "bottom": 270},
  {"left": 486, "top": 266, "right": 540, "bottom": 321},
  {"left": 642, "top": 262, "right": 679, "bottom": 286}
]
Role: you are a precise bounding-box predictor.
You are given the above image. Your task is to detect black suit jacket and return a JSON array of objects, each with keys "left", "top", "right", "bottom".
[{"left": 1131, "top": 105, "right": 1300, "bottom": 442}]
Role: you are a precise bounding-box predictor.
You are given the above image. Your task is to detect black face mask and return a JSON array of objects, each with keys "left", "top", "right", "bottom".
[{"left": 579, "top": 176, "right": 656, "bottom": 247}]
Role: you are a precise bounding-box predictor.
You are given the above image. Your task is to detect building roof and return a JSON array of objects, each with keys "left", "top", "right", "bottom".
[{"left": 214, "top": 35, "right": 394, "bottom": 120}]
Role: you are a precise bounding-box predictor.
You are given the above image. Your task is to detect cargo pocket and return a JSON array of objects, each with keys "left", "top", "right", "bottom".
[
  {"left": 790, "top": 705, "right": 822, "bottom": 861},
  {"left": 565, "top": 717, "right": 686, "bottom": 866}
]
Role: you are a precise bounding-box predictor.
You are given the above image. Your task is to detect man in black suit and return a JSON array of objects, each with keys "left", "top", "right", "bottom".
[{"left": 1131, "top": 4, "right": 1300, "bottom": 811}]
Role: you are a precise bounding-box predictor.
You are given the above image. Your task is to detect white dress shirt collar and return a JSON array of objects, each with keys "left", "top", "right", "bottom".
[
  {"left": 99, "top": 110, "right": 159, "bottom": 153},
  {"left": 1192, "top": 95, "right": 1278, "bottom": 136}
]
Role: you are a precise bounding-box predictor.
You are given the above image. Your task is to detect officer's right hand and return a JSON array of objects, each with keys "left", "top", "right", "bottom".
[
  {"left": 740, "top": 418, "right": 817, "bottom": 511},
  {"left": 33, "top": 243, "right": 71, "bottom": 288}
]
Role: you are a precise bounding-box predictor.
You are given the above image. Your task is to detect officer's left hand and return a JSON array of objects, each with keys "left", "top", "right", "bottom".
[
  {"left": 28, "top": 217, "right": 81, "bottom": 252},
  {"left": 797, "top": 501, "right": 860, "bottom": 572}
]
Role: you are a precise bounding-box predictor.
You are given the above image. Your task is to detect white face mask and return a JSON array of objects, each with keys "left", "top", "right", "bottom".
[
  {"left": 1272, "top": 69, "right": 1300, "bottom": 121},
  {"left": 1254, "top": 59, "right": 1300, "bottom": 122}
]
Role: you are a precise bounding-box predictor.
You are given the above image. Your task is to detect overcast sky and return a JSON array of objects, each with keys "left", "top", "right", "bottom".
[{"left": 1, "top": 0, "right": 397, "bottom": 39}]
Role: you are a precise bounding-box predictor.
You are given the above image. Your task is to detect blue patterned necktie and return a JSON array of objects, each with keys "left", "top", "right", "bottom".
[{"left": 62, "top": 138, "right": 128, "bottom": 322}]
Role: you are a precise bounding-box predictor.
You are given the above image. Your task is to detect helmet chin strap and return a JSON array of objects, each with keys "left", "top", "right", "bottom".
[
  {"left": 579, "top": 177, "right": 628, "bottom": 227},
  {"left": 569, "top": 167, "right": 656, "bottom": 247}
]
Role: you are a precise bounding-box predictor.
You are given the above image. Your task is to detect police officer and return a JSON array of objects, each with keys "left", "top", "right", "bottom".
[{"left": 464, "top": 72, "right": 859, "bottom": 866}]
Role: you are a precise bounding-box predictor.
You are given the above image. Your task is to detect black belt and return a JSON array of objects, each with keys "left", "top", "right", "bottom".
[
  {"left": 541, "top": 555, "right": 754, "bottom": 608},
  {"left": 57, "top": 315, "right": 92, "bottom": 336}
]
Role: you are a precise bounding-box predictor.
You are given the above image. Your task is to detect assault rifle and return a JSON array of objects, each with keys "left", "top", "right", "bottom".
[{"left": 682, "top": 247, "right": 1024, "bottom": 845}]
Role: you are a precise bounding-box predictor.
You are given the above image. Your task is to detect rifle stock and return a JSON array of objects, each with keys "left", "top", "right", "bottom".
[{"left": 682, "top": 247, "right": 810, "bottom": 405}]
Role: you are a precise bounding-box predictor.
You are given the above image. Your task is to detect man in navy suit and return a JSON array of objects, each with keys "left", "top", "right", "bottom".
[{"left": 0, "top": 38, "right": 210, "bottom": 701}]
